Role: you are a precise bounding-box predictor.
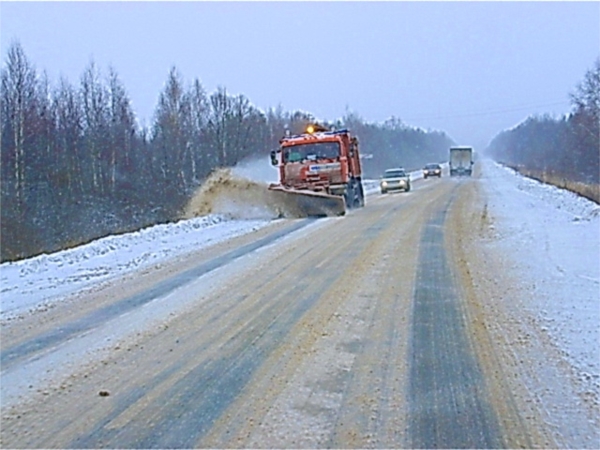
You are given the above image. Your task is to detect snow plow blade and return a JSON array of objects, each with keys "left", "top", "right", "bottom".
[{"left": 268, "top": 185, "right": 346, "bottom": 217}]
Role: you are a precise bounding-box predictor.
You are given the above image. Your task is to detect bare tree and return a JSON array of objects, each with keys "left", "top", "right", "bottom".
[
  {"left": 266, "top": 104, "right": 287, "bottom": 147},
  {"left": 207, "top": 86, "right": 232, "bottom": 167},
  {"left": 152, "top": 66, "right": 194, "bottom": 198},
  {"left": 1, "top": 41, "right": 38, "bottom": 209},
  {"left": 81, "top": 60, "right": 110, "bottom": 193},
  {"left": 188, "top": 78, "right": 210, "bottom": 181},
  {"left": 569, "top": 58, "right": 600, "bottom": 181},
  {"left": 228, "top": 94, "right": 255, "bottom": 162},
  {"left": 571, "top": 57, "right": 600, "bottom": 122},
  {"left": 107, "top": 66, "right": 136, "bottom": 193},
  {"left": 53, "top": 76, "right": 84, "bottom": 193}
]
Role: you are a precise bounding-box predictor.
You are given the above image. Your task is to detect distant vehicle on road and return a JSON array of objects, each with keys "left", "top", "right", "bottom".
[
  {"left": 449, "top": 146, "right": 473, "bottom": 176},
  {"left": 380, "top": 168, "right": 411, "bottom": 193},
  {"left": 423, "top": 163, "right": 442, "bottom": 179}
]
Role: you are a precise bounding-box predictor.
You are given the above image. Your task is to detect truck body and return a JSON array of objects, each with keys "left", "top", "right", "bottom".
[
  {"left": 449, "top": 146, "right": 474, "bottom": 176},
  {"left": 269, "top": 126, "right": 365, "bottom": 216}
]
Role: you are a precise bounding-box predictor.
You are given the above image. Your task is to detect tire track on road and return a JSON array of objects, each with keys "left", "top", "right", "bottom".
[
  {"left": 64, "top": 201, "right": 413, "bottom": 448},
  {"left": 326, "top": 181, "right": 452, "bottom": 448},
  {"left": 408, "top": 185, "right": 504, "bottom": 449}
]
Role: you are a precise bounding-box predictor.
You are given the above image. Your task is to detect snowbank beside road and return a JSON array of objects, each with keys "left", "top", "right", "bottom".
[
  {"left": 0, "top": 215, "right": 270, "bottom": 320},
  {"left": 481, "top": 159, "right": 600, "bottom": 398}
]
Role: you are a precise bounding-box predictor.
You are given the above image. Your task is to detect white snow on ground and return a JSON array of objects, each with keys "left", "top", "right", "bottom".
[
  {"left": 481, "top": 159, "right": 600, "bottom": 395},
  {"left": 1, "top": 159, "right": 597, "bottom": 399},
  {"left": 0, "top": 215, "right": 271, "bottom": 319},
  {"left": 0, "top": 155, "right": 381, "bottom": 322}
]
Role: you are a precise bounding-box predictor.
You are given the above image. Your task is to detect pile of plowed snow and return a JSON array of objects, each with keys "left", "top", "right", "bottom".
[
  {"left": 182, "top": 167, "right": 309, "bottom": 220},
  {"left": 183, "top": 168, "right": 273, "bottom": 219}
]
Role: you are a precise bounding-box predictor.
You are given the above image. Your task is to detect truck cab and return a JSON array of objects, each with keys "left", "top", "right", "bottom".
[{"left": 269, "top": 125, "right": 365, "bottom": 212}]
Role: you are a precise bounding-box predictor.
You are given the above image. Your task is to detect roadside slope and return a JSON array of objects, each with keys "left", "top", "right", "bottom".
[{"left": 445, "top": 160, "right": 599, "bottom": 448}]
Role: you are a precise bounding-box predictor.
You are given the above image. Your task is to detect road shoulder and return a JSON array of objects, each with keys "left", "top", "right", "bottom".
[{"left": 445, "top": 171, "right": 597, "bottom": 448}]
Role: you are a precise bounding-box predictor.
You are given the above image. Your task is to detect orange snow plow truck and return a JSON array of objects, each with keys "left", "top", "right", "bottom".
[{"left": 269, "top": 124, "right": 365, "bottom": 217}]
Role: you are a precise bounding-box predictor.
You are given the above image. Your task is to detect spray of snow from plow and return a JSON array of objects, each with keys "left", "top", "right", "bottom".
[{"left": 182, "top": 158, "right": 311, "bottom": 220}]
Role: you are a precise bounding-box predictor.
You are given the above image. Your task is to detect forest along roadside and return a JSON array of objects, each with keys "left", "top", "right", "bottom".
[{"left": 445, "top": 165, "right": 599, "bottom": 448}]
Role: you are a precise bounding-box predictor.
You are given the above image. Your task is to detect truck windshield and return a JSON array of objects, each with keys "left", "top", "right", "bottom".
[{"left": 283, "top": 142, "right": 340, "bottom": 163}]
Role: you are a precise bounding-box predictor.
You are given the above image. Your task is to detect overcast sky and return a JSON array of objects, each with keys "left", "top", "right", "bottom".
[{"left": 1, "top": 1, "right": 598, "bottom": 149}]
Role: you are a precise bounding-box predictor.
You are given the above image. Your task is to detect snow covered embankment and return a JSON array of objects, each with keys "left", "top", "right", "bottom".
[
  {"left": 0, "top": 215, "right": 271, "bottom": 321},
  {"left": 482, "top": 159, "right": 600, "bottom": 405}
]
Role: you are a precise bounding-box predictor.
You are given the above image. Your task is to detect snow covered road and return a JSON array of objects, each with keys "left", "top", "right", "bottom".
[{"left": 1, "top": 160, "right": 598, "bottom": 448}]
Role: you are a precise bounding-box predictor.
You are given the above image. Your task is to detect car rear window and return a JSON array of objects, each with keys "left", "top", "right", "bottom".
[{"left": 384, "top": 170, "right": 406, "bottom": 178}]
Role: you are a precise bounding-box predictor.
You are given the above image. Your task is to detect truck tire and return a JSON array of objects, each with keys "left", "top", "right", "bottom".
[
  {"left": 344, "top": 182, "right": 355, "bottom": 209},
  {"left": 358, "top": 181, "right": 365, "bottom": 207},
  {"left": 353, "top": 181, "right": 360, "bottom": 208},
  {"left": 344, "top": 178, "right": 363, "bottom": 209}
]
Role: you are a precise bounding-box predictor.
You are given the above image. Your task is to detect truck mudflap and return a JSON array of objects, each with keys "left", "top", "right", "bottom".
[{"left": 268, "top": 185, "right": 346, "bottom": 217}]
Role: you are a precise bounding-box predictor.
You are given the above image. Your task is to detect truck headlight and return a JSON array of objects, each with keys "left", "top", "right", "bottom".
[{"left": 381, "top": 181, "right": 387, "bottom": 187}]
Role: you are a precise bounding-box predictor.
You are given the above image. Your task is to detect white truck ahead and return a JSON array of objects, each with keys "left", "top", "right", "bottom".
[{"left": 449, "top": 146, "right": 473, "bottom": 176}]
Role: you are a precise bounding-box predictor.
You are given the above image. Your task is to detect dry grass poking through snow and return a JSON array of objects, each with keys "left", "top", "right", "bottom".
[{"left": 508, "top": 166, "right": 599, "bottom": 204}]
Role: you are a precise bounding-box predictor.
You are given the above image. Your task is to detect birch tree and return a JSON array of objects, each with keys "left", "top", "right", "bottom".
[
  {"left": 53, "top": 76, "right": 85, "bottom": 193},
  {"left": 107, "top": 66, "right": 136, "bottom": 193},
  {"left": 151, "top": 66, "right": 193, "bottom": 206},
  {"left": 81, "top": 60, "right": 109, "bottom": 193},
  {"left": 1, "top": 41, "right": 38, "bottom": 210},
  {"left": 207, "top": 86, "right": 232, "bottom": 167},
  {"left": 188, "top": 78, "right": 210, "bottom": 180}
]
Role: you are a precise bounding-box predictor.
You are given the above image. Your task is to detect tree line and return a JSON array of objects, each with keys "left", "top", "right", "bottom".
[
  {"left": 486, "top": 58, "right": 599, "bottom": 187},
  {"left": 1, "top": 41, "right": 453, "bottom": 262}
]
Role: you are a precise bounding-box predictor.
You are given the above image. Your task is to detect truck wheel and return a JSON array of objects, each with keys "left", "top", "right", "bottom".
[
  {"left": 344, "top": 183, "right": 355, "bottom": 209},
  {"left": 354, "top": 182, "right": 361, "bottom": 208},
  {"left": 344, "top": 189, "right": 351, "bottom": 208},
  {"left": 345, "top": 179, "right": 362, "bottom": 209},
  {"left": 358, "top": 183, "right": 365, "bottom": 207}
]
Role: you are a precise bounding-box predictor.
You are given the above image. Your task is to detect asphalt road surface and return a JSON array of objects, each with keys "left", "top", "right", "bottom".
[{"left": 0, "top": 170, "right": 568, "bottom": 448}]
